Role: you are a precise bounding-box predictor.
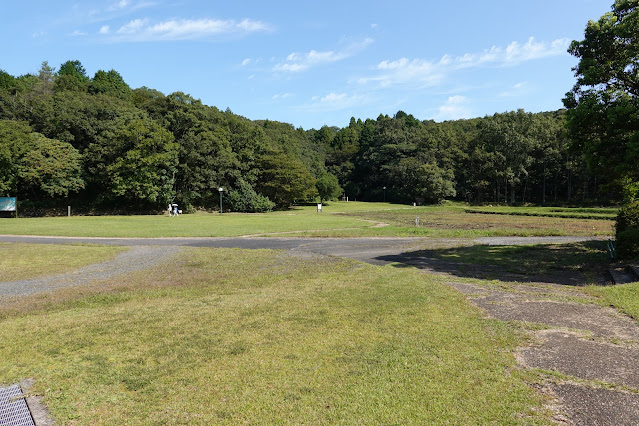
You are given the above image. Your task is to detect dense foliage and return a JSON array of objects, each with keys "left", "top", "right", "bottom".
[
  {"left": 563, "top": 0, "right": 639, "bottom": 202},
  {"left": 563, "top": 0, "right": 639, "bottom": 257},
  {"left": 0, "top": 58, "right": 619, "bottom": 214},
  {"left": 616, "top": 202, "right": 639, "bottom": 259}
]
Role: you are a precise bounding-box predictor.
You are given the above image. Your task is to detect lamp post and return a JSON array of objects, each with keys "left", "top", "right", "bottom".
[
  {"left": 218, "top": 187, "right": 224, "bottom": 214},
  {"left": 383, "top": 186, "right": 386, "bottom": 203}
]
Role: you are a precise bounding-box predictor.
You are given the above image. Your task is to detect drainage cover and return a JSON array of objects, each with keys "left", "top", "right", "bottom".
[{"left": 0, "top": 385, "right": 35, "bottom": 426}]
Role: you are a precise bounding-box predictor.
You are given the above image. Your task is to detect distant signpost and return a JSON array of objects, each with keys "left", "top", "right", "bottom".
[{"left": 0, "top": 197, "right": 17, "bottom": 218}]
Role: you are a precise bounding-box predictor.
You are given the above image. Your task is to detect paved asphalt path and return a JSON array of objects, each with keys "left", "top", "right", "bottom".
[{"left": 0, "top": 234, "right": 603, "bottom": 264}]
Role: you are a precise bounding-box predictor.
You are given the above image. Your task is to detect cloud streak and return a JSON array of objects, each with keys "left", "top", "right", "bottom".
[
  {"left": 299, "top": 92, "right": 370, "bottom": 112},
  {"left": 359, "top": 37, "right": 570, "bottom": 89},
  {"left": 107, "top": 17, "right": 272, "bottom": 41},
  {"left": 274, "top": 38, "right": 373, "bottom": 72}
]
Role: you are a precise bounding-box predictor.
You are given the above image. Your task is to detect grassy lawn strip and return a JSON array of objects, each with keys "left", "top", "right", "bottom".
[
  {"left": 337, "top": 206, "right": 613, "bottom": 237},
  {"left": 0, "top": 202, "right": 614, "bottom": 238},
  {"left": 465, "top": 206, "right": 618, "bottom": 220},
  {"left": 0, "top": 248, "right": 546, "bottom": 424},
  {"left": 0, "top": 211, "right": 371, "bottom": 238},
  {"left": 0, "top": 243, "right": 125, "bottom": 281},
  {"left": 586, "top": 282, "right": 639, "bottom": 321}
]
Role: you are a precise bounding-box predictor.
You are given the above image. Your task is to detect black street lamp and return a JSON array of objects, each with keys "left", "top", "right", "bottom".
[
  {"left": 383, "top": 186, "right": 386, "bottom": 202},
  {"left": 218, "top": 187, "right": 224, "bottom": 214}
]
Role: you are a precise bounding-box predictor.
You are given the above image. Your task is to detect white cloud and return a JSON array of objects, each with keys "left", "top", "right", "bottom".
[
  {"left": 272, "top": 93, "right": 294, "bottom": 100},
  {"left": 274, "top": 38, "right": 373, "bottom": 73},
  {"left": 108, "top": 0, "right": 154, "bottom": 12},
  {"left": 432, "top": 96, "right": 472, "bottom": 121},
  {"left": 499, "top": 81, "right": 529, "bottom": 97},
  {"left": 99, "top": 25, "right": 110, "bottom": 34},
  {"left": 300, "top": 92, "right": 369, "bottom": 112},
  {"left": 109, "top": 18, "right": 271, "bottom": 41},
  {"left": 241, "top": 58, "right": 251, "bottom": 66},
  {"left": 358, "top": 57, "right": 446, "bottom": 88},
  {"left": 70, "top": 30, "right": 88, "bottom": 37},
  {"left": 359, "top": 37, "right": 570, "bottom": 89},
  {"left": 117, "top": 18, "right": 148, "bottom": 34}
]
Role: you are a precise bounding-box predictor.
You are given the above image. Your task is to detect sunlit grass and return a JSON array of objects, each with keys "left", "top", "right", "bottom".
[
  {"left": 586, "top": 281, "right": 639, "bottom": 321},
  {"left": 0, "top": 201, "right": 614, "bottom": 238},
  {"left": 0, "top": 248, "right": 548, "bottom": 424},
  {"left": 0, "top": 243, "right": 125, "bottom": 281}
]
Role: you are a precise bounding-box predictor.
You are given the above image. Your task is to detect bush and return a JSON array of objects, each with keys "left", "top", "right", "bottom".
[
  {"left": 616, "top": 202, "right": 639, "bottom": 260},
  {"left": 616, "top": 202, "right": 639, "bottom": 234},
  {"left": 226, "top": 179, "right": 275, "bottom": 213}
]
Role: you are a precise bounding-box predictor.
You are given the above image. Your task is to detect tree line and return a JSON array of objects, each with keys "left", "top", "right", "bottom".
[{"left": 0, "top": 58, "right": 623, "bottom": 214}]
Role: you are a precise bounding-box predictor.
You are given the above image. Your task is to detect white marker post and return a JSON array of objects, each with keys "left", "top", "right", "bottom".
[{"left": 317, "top": 203, "right": 322, "bottom": 213}]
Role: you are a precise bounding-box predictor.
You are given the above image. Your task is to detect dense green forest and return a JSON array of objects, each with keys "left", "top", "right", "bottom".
[{"left": 0, "top": 59, "right": 621, "bottom": 214}]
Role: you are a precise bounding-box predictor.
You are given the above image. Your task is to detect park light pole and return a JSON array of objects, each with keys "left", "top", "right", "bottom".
[
  {"left": 383, "top": 186, "right": 386, "bottom": 203},
  {"left": 218, "top": 187, "right": 224, "bottom": 214}
]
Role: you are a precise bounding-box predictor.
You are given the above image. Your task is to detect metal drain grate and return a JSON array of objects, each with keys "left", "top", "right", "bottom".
[{"left": 0, "top": 385, "right": 35, "bottom": 426}]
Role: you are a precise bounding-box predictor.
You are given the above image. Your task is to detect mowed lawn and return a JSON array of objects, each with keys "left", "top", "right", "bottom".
[
  {"left": 0, "top": 248, "right": 547, "bottom": 424},
  {"left": 0, "top": 202, "right": 614, "bottom": 238},
  {"left": 0, "top": 243, "right": 125, "bottom": 281},
  {"left": 0, "top": 208, "right": 370, "bottom": 238}
]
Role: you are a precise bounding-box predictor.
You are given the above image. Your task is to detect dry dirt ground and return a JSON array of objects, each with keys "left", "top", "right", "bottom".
[{"left": 1, "top": 235, "right": 637, "bottom": 424}]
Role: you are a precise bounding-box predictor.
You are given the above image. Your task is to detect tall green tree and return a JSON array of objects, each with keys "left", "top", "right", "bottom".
[
  {"left": 0, "top": 120, "right": 32, "bottom": 195},
  {"left": 55, "top": 60, "right": 89, "bottom": 92},
  {"left": 18, "top": 134, "right": 84, "bottom": 198},
  {"left": 256, "top": 152, "right": 316, "bottom": 208},
  {"left": 106, "top": 119, "right": 178, "bottom": 207},
  {"left": 563, "top": 0, "right": 639, "bottom": 200},
  {"left": 315, "top": 172, "right": 342, "bottom": 203},
  {"left": 89, "top": 70, "right": 132, "bottom": 100}
]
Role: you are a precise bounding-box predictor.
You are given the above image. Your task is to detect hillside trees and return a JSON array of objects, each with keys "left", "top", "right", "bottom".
[{"left": 0, "top": 58, "right": 623, "bottom": 214}]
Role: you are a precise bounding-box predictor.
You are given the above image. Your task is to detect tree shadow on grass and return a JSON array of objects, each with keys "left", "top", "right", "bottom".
[{"left": 376, "top": 241, "right": 610, "bottom": 286}]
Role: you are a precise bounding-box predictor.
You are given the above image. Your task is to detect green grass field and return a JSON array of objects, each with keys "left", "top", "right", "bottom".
[
  {"left": 587, "top": 281, "right": 639, "bottom": 321},
  {"left": 0, "top": 248, "right": 547, "bottom": 424},
  {"left": 2, "top": 202, "right": 632, "bottom": 424},
  {"left": 0, "top": 202, "right": 615, "bottom": 238}
]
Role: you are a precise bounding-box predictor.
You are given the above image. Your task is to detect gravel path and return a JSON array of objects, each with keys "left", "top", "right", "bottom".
[{"left": 0, "top": 245, "right": 181, "bottom": 298}]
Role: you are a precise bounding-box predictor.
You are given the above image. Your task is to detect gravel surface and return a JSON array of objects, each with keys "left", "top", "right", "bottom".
[{"left": 0, "top": 245, "right": 181, "bottom": 298}]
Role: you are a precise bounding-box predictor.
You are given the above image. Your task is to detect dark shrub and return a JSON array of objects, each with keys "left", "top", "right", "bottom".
[
  {"left": 226, "top": 179, "right": 275, "bottom": 213},
  {"left": 616, "top": 202, "right": 639, "bottom": 260},
  {"left": 616, "top": 228, "right": 639, "bottom": 260}
]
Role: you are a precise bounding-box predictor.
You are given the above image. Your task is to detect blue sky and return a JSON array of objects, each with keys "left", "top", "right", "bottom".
[{"left": 2, "top": 0, "right": 612, "bottom": 129}]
